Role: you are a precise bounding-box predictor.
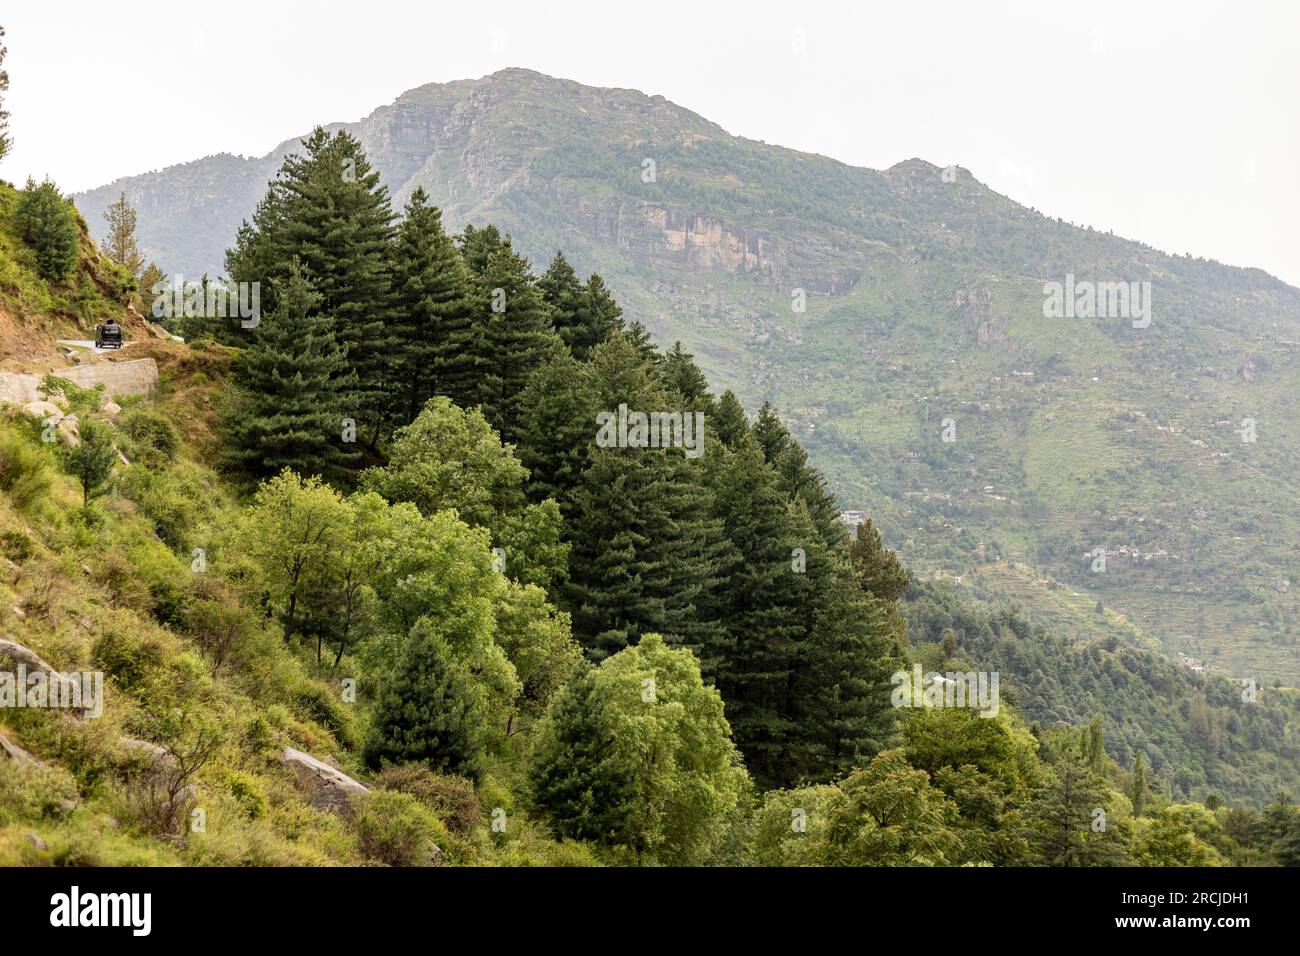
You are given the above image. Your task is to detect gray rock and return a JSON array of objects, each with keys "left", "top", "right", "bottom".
[
  {"left": 118, "top": 735, "right": 173, "bottom": 767},
  {"left": 21, "top": 400, "right": 63, "bottom": 421},
  {"left": 0, "top": 729, "right": 44, "bottom": 767},
  {"left": 281, "top": 747, "right": 369, "bottom": 814},
  {"left": 0, "top": 637, "right": 96, "bottom": 718},
  {"left": 57, "top": 416, "right": 80, "bottom": 447}
]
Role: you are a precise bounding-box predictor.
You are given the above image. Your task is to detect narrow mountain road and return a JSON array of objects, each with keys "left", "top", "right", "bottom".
[{"left": 58, "top": 339, "right": 133, "bottom": 355}]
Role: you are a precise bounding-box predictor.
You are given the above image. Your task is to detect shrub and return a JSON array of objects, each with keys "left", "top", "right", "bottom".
[
  {"left": 216, "top": 769, "right": 268, "bottom": 820},
  {"left": 291, "top": 681, "right": 359, "bottom": 751},
  {"left": 0, "top": 428, "right": 52, "bottom": 511},
  {"left": 120, "top": 406, "right": 180, "bottom": 468},
  {"left": 0, "top": 528, "right": 33, "bottom": 561},
  {"left": 118, "top": 467, "right": 196, "bottom": 551},
  {"left": 125, "top": 537, "right": 190, "bottom": 627},
  {"left": 39, "top": 374, "right": 102, "bottom": 413},
  {"left": 123, "top": 711, "right": 223, "bottom": 842},
  {"left": 352, "top": 790, "right": 448, "bottom": 867},
  {"left": 374, "top": 765, "right": 480, "bottom": 836},
  {"left": 15, "top": 180, "right": 78, "bottom": 281},
  {"left": 0, "top": 758, "right": 79, "bottom": 824},
  {"left": 92, "top": 630, "right": 166, "bottom": 692},
  {"left": 185, "top": 596, "right": 252, "bottom": 675}
]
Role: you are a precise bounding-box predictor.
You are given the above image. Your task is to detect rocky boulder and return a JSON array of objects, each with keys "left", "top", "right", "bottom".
[
  {"left": 281, "top": 747, "right": 369, "bottom": 814},
  {"left": 0, "top": 637, "right": 99, "bottom": 718},
  {"left": 21, "top": 400, "right": 64, "bottom": 422},
  {"left": 0, "top": 729, "right": 44, "bottom": 767}
]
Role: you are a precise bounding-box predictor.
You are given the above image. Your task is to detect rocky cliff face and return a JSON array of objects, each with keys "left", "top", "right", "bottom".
[{"left": 73, "top": 70, "right": 876, "bottom": 291}]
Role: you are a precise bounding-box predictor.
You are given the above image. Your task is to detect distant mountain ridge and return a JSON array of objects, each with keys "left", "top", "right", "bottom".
[{"left": 74, "top": 68, "right": 1300, "bottom": 684}]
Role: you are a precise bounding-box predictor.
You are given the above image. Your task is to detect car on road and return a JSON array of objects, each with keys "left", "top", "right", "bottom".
[{"left": 95, "top": 320, "right": 124, "bottom": 350}]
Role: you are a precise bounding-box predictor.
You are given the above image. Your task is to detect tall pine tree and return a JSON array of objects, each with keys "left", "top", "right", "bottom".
[
  {"left": 473, "top": 245, "right": 560, "bottom": 443},
  {"left": 705, "top": 434, "right": 805, "bottom": 787},
  {"left": 390, "top": 187, "right": 477, "bottom": 423},
  {"left": 221, "top": 262, "right": 354, "bottom": 483},
  {"left": 563, "top": 333, "right": 727, "bottom": 663},
  {"left": 226, "top": 127, "right": 396, "bottom": 438}
]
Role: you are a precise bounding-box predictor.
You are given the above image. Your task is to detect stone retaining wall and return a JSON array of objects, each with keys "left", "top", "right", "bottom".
[{"left": 0, "top": 358, "right": 159, "bottom": 405}]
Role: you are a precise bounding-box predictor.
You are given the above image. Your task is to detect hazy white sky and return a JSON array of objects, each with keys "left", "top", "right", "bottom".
[{"left": 3, "top": 1, "right": 1296, "bottom": 284}]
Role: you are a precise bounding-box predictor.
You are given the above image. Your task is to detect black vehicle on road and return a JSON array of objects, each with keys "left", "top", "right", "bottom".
[{"left": 95, "top": 319, "right": 124, "bottom": 350}]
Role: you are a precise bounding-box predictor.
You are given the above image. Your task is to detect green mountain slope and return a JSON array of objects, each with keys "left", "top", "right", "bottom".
[
  {"left": 74, "top": 69, "right": 1300, "bottom": 684},
  {"left": 0, "top": 156, "right": 1295, "bottom": 879}
]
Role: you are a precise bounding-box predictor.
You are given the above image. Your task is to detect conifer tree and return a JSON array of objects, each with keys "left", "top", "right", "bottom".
[
  {"left": 848, "top": 518, "right": 909, "bottom": 602},
  {"left": 752, "top": 402, "right": 792, "bottom": 464},
  {"left": 713, "top": 390, "right": 750, "bottom": 450},
  {"left": 624, "top": 319, "right": 659, "bottom": 365},
  {"left": 1028, "top": 747, "right": 1130, "bottom": 866},
  {"left": 662, "top": 342, "right": 713, "bottom": 411},
  {"left": 848, "top": 517, "right": 910, "bottom": 645},
  {"left": 563, "top": 333, "right": 726, "bottom": 662},
  {"left": 226, "top": 127, "right": 396, "bottom": 437},
  {"left": 1131, "top": 752, "right": 1149, "bottom": 817},
  {"left": 537, "top": 253, "right": 624, "bottom": 361},
  {"left": 528, "top": 666, "right": 637, "bottom": 845},
  {"left": 515, "top": 347, "right": 601, "bottom": 514},
  {"left": 1085, "top": 714, "right": 1106, "bottom": 770},
  {"left": 60, "top": 419, "right": 116, "bottom": 506},
  {"left": 390, "top": 188, "right": 477, "bottom": 422},
  {"left": 773, "top": 438, "right": 847, "bottom": 551},
  {"left": 794, "top": 536, "right": 902, "bottom": 782},
  {"left": 102, "top": 192, "right": 144, "bottom": 276},
  {"left": 706, "top": 435, "right": 805, "bottom": 786},
  {"left": 364, "top": 621, "right": 485, "bottom": 782},
  {"left": 221, "top": 262, "right": 354, "bottom": 483},
  {"left": 563, "top": 456, "right": 661, "bottom": 660},
  {"left": 582, "top": 274, "right": 625, "bottom": 356},
  {"left": 457, "top": 223, "right": 509, "bottom": 278},
  {"left": 16, "top": 180, "right": 78, "bottom": 281},
  {"left": 537, "top": 251, "right": 585, "bottom": 344},
  {"left": 474, "top": 246, "right": 559, "bottom": 443}
]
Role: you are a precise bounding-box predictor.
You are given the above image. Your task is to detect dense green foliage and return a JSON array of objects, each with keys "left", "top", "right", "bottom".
[
  {"left": 365, "top": 622, "right": 486, "bottom": 782},
  {"left": 3, "top": 125, "right": 1297, "bottom": 870},
  {"left": 16, "top": 180, "right": 78, "bottom": 281},
  {"left": 220, "top": 262, "right": 354, "bottom": 482}
]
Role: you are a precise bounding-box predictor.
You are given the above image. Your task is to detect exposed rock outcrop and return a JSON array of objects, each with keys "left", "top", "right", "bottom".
[
  {"left": 0, "top": 728, "right": 44, "bottom": 767},
  {"left": 281, "top": 747, "right": 369, "bottom": 814},
  {"left": 0, "top": 637, "right": 99, "bottom": 717}
]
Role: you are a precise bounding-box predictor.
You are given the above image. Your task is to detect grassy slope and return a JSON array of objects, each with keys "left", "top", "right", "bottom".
[{"left": 0, "top": 212, "right": 593, "bottom": 867}]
